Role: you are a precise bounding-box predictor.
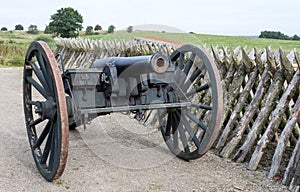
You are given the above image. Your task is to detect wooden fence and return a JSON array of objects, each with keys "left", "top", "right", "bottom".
[{"left": 54, "top": 37, "right": 300, "bottom": 191}]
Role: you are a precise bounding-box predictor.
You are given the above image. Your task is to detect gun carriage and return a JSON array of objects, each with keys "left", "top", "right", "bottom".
[{"left": 23, "top": 41, "right": 222, "bottom": 181}]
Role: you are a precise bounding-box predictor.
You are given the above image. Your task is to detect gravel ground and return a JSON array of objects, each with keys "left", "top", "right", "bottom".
[{"left": 0, "top": 67, "right": 289, "bottom": 192}]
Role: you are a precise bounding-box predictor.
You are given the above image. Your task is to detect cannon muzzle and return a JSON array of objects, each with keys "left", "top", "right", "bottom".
[{"left": 93, "top": 52, "right": 170, "bottom": 76}]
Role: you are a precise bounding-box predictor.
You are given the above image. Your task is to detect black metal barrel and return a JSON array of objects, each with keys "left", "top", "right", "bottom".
[{"left": 92, "top": 52, "right": 170, "bottom": 76}]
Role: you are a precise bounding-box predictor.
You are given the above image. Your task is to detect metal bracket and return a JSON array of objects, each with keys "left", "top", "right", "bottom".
[
  {"left": 55, "top": 53, "right": 66, "bottom": 76},
  {"left": 83, "top": 113, "right": 92, "bottom": 130}
]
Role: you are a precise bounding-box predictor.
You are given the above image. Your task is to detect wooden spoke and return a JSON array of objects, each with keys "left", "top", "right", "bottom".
[
  {"left": 191, "top": 103, "right": 212, "bottom": 110},
  {"left": 185, "top": 111, "right": 208, "bottom": 131},
  {"left": 26, "top": 76, "right": 50, "bottom": 99},
  {"left": 185, "top": 83, "right": 209, "bottom": 97},
  {"left": 33, "top": 121, "right": 52, "bottom": 149},
  {"left": 27, "top": 61, "right": 51, "bottom": 92},
  {"left": 189, "top": 65, "right": 204, "bottom": 83},
  {"left": 183, "top": 53, "right": 196, "bottom": 75},
  {"left": 178, "top": 52, "right": 185, "bottom": 70},
  {"left": 165, "top": 112, "right": 172, "bottom": 136},
  {"left": 40, "top": 125, "right": 54, "bottom": 164},
  {"left": 181, "top": 114, "right": 201, "bottom": 149},
  {"left": 29, "top": 117, "right": 44, "bottom": 127}
]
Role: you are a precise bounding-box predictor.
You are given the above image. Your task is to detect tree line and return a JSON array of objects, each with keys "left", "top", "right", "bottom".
[
  {"left": 1, "top": 24, "right": 39, "bottom": 34},
  {"left": 259, "top": 31, "right": 300, "bottom": 41},
  {"left": 1, "top": 7, "right": 134, "bottom": 38}
]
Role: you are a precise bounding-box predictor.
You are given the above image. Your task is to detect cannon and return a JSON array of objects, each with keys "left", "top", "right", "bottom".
[{"left": 23, "top": 41, "right": 223, "bottom": 181}]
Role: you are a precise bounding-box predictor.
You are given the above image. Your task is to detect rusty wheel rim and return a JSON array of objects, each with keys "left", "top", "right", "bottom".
[
  {"left": 159, "top": 44, "right": 223, "bottom": 160},
  {"left": 23, "top": 41, "right": 69, "bottom": 181}
]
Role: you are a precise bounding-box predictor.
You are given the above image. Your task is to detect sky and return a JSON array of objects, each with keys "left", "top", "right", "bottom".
[{"left": 0, "top": 0, "right": 299, "bottom": 36}]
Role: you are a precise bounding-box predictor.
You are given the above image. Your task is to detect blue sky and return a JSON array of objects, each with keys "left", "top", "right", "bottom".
[{"left": 1, "top": 0, "right": 299, "bottom": 36}]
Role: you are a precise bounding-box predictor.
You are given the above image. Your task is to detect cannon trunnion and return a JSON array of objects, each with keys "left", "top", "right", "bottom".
[{"left": 23, "top": 41, "right": 223, "bottom": 181}]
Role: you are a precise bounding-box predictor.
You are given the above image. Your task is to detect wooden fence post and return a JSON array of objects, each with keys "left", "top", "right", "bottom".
[{"left": 268, "top": 95, "right": 300, "bottom": 179}]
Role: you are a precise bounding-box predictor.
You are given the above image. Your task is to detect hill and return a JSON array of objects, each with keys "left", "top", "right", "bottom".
[{"left": 1, "top": 30, "right": 300, "bottom": 66}]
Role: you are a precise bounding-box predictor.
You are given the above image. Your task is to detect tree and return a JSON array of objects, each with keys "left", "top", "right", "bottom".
[
  {"left": 1, "top": 27, "right": 8, "bottom": 31},
  {"left": 94, "top": 24, "right": 102, "bottom": 31},
  {"left": 48, "top": 7, "right": 83, "bottom": 38},
  {"left": 292, "top": 34, "right": 300, "bottom": 41},
  {"left": 85, "top": 26, "right": 94, "bottom": 35},
  {"left": 15, "top": 24, "right": 24, "bottom": 30},
  {"left": 44, "top": 25, "right": 52, "bottom": 34},
  {"left": 27, "top": 25, "right": 38, "bottom": 34},
  {"left": 108, "top": 25, "right": 115, "bottom": 33},
  {"left": 127, "top": 26, "right": 133, "bottom": 33}
]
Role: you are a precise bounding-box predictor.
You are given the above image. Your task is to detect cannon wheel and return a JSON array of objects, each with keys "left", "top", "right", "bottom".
[
  {"left": 159, "top": 44, "right": 223, "bottom": 161},
  {"left": 23, "top": 41, "right": 69, "bottom": 181}
]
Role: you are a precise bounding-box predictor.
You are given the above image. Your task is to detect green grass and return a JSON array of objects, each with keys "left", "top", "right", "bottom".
[
  {"left": 86, "top": 31, "right": 300, "bottom": 50},
  {"left": 84, "top": 31, "right": 200, "bottom": 43},
  {"left": 0, "top": 44, "right": 26, "bottom": 66},
  {"left": 195, "top": 34, "right": 300, "bottom": 50},
  {"left": 1, "top": 30, "right": 300, "bottom": 66},
  {"left": 0, "top": 31, "right": 55, "bottom": 66}
]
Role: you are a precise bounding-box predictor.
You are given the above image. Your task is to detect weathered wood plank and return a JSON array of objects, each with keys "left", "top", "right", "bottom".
[
  {"left": 221, "top": 48, "right": 282, "bottom": 159},
  {"left": 219, "top": 64, "right": 272, "bottom": 158},
  {"left": 233, "top": 47, "right": 294, "bottom": 162},
  {"left": 268, "top": 94, "right": 300, "bottom": 179},
  {"left": 216, "top": 67, "right": 258, "bottom": 150},
  {"left": 280, "top": 48, "right": 294, "bottom": 82},
  {"left": 247, "top": 52, "right": 299, "bottom": 171},
  {"left": 288, "top": 158, "right": 300, "bottom": 191},
  {"left": 230, "top": 67, "right": 286, "bottom": 162},
  {"left": 216, "top": 48, "right": 258, "bottom": 149},
  {"left": 211, "top": 46, "right": 226, "bottom": 76},
  {"left": 283, "top": 134, "right": 300, "bottom": 186},
  {"left": 220, "top": 57, "right": 246, "bottom": 127}
]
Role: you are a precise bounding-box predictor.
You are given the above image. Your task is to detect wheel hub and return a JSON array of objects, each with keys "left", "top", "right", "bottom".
[{"left": 32, "top": 97, "right": 57, "bottom": 120}]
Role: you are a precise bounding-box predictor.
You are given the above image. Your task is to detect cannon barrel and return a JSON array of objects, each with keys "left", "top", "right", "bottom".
[{"left": 93, "top": 52, "right": 170, "bottom": 76}]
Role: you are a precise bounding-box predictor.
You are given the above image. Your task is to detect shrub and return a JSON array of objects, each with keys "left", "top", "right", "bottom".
[
  {"left": 34, "top": 36, "right": 53, "bottom": 45},
  {"left": 15, "top": 24, "right": 24, "bottom": 30},
  {"left": 44, "top": 25, "right": 52, "bottom": 34},
  {"left": 27, "top": 24, "right": 38, "bottom": 34},
  {"left": 94, "top": 25, "right": 102, "bottom": 31},
  {"left": 108, "top": 25, "right": 115, "bottom": 33},
  {"left": 127, "top": 26, "right": 133, "bottom": 33},
  {"left": 85, "top": 26, "right": 94, "bottom": 35}
]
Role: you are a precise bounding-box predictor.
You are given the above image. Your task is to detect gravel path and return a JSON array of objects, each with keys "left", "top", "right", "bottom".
[{"left": 0, "top": 67, "right": 289, "bottom": 192}]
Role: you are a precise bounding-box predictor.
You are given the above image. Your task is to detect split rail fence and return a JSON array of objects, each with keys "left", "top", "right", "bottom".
[{"left": 54, "top": 37, "right": 300, "bottom": 191}]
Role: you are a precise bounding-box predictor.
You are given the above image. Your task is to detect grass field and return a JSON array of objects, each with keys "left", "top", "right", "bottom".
[
  {"left": 0, "top": 31, "right": 54, "bottom": 66},
  {"left": 1, "top": 30, "right": 300, "bottom": 66},
  {"left": 86, "top": 31, "right": 300, "bottom": 50}
]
